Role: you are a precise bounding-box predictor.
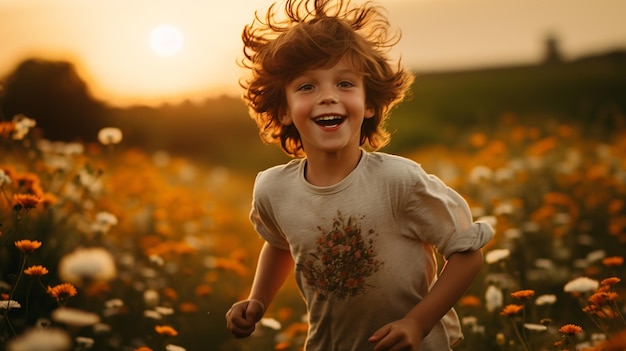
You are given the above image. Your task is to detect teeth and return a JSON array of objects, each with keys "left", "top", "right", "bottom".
[
  {"left": 314, "top": 115, "right": 344, "bottom": 127},
  {"left": 314, "top": 116, "right": 342, "bottom": 121}
]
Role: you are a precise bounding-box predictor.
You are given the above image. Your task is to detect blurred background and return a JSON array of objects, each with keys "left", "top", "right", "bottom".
[
  {"left": 1, "top": 1, "right": 626, "bottom": 351},
  {"left": 1, "top": 0, "right": 625, "bottom": 171}
]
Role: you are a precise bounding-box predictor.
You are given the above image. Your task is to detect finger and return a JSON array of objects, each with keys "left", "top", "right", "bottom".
[
  {"left": 371, "top": 328, "right": 409, "bottom": 351},
  {"left": 229, "top": 326, "right": 255, "bottom": 338},
  {"left": 226, "top": 302, "right": 255, "bottom": 337},
  {"left": 230, "top": 324, "right": 256, "bottom": 338},
  {"left": 227, "top": 315, "right": 256, "bottom": 338},
  {"left": 368, "top": 324, "right": 391, "bottom": 343},
  {"left": 245, "top": 299, "right": 265, "bottom": 322},
  {"left": 226, "top": 302, "right": 248, "bottom": 322}
]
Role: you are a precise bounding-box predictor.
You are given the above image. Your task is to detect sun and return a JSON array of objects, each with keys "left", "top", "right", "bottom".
[{"left": 149, "top": 25, "right": 184, "bottom": 57}]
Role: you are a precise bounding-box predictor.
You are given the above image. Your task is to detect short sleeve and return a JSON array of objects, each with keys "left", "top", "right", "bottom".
[
  {"left": 249, "top": 172, "right": 291, "bottom": 251},
  {"left": 401, "top": 166, "right": 494, "bottom": 258}
]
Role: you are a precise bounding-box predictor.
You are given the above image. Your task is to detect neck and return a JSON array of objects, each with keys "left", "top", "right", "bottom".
[{"left": 304, "top": 148, "right": 362, "bottom": 187}]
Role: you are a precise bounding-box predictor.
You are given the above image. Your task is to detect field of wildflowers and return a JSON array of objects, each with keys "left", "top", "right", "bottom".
[{"left": 1, "top": 110, "right": 625, "bottom": 351}]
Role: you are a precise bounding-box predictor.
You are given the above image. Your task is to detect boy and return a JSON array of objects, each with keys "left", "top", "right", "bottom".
[{"left": 226, "top": 1, "right": 494, "bottom": 350}]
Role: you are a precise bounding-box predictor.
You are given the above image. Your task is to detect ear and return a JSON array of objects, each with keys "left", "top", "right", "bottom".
[
  {"left": 364, "top": 106, "right": 375, "bottom": 119},
  {"left": 276, "top": 105, "right": 293, "bottom": 125},
  {"left": 279, "top": 113, "right": 293, "bottom": 126}
]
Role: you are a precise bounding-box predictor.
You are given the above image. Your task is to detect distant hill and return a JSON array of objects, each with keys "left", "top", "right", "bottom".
[
  {"left": 385, "top": 49, "right": 626, "bottom": 152},
  {"left": 1, "top": 49, "right": 625, "bottom": 171}
]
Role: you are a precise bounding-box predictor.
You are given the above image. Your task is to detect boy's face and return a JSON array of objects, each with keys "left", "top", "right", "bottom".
[{"left": 282, "top": 57, "right": 374, "bottom": 158}]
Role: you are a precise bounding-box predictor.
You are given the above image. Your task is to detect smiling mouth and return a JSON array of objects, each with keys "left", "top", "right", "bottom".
[{"left": 314, "top": 115, "right": 345, "bottom": 127}]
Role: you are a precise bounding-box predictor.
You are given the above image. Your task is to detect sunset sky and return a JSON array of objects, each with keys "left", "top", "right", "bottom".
[{"left": 1, "top": 0, "right": 625, "bottom": 107}]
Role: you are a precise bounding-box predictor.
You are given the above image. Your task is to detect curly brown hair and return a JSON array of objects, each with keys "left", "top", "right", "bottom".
[{"left": 240, "top": 0, "right": 414, "bottom": 157}]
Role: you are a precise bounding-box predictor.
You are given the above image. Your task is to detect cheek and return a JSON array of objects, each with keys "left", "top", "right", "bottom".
[{"left": 285, "top": 98, "right": 310, "bottom": 121}]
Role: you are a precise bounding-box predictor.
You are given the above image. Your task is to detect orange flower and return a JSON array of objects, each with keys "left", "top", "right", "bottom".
[
  {"left": 194, "top": 284, "right": 213, "bottom": 297},
  {"left": 0, "top": 121, "right": 15, "bottom": 138},
  {"left": 14, "top": 240, "right": 42, "bottom": 253},
  {"left": 582, "top": 304, "right": 618, "bottom": 319},
  {"left": 595, "top": 306, "right": 620, "bottom": 319},
  {"left": 163, "top": 287, "right": 178, "bottom": 301},
  {"left": 608, "top": 199, "right": 624, "bottom": 215},
  {"left": 604, "top": 330, "right": 626, "bottom": 351},
  {"left": 469, "top": 133, "right": 487, "bottom": 148},
  {"left": 47, "top": 283, "right": 78, "bottom": 301},
  {"left": 155, "top": 325, "right": 178, "bottom": 337},
  {"left": 553, "top": 340, "right": 564, "bottom": 347},
  {"left": 459, "top": 294, "right": 481, "bottom": 307},
  {"left": 13, "top": 172, "right": 40, "bottom": 188},
  {"left": 588, "top": 291, "right": 618, "bottom": 307},
  {"left": 275, "top": 341, "right": 291, "bottom": 350},
  {"left": 24, "top": 265, "right": 49, "bottom": 276},
  {"left": 85, "top": 282, "right": 112, "bottom": 297},
  {"left": 213, "top": 257, "right": 248, "bottom": 276},
  {"left": 41, "top": 193, "right": 59, "bottom": 207},
  {"left": 559, "top": 324, "right": 583, "bottom": 335},
  {"left": 179, "top": 302, "right": 198, "bottom": 313},
  {"left": 527, "top": 137, "right": 558, "bottom": 156},
  {"left": 510, "top": 289, "right": 535, "bottom": 301},
  {"left": 173, "top": 242, "right": 196, "bottom": 255},
  {"left": 134, "top": 347, "right": 153, "bottom": 351},
  {"left": 582, "top": 304, "right": 597, "bottom": 314},
  {"left": 602, "top": 256, "right": 624, "bottom": 267},
  {"left": 601, "top": 277, "right": 621, "bottom": 287},
  {"left": 13, "top": 193, "right": 42, "bottom": 210},
  {"left": 500, "top": 304, "right": 524, "bottom": 316}
]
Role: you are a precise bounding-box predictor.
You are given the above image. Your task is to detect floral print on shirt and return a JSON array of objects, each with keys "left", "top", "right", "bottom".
[{"left": 297, "top": 211, "right": 382, "bottom": 300}]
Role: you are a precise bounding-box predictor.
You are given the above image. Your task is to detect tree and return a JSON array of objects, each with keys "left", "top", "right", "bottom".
[{"left": 1, "top": 59, "right": 106, "bottom": 141}]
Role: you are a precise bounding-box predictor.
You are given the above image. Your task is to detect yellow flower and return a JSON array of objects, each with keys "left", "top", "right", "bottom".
[
  {"left": 558, "top": 324, "right": 583, "bottom": 335},
  {"left": 14, "top": 240, "right": 42, "bottom": 253},
  {"left": 154, "top": 325, "right": 178, "bottom": 337},
  {"left": 24, "top": 265, "right": 49, "bottom": 276}
]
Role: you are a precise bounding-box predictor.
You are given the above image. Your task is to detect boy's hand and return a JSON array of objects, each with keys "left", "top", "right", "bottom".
[
  {"left": 368, "top": 317, "right": 424, "bottom": 351},
  {"left": 225, "top": 299, "right": 265, "bottom": 338}
]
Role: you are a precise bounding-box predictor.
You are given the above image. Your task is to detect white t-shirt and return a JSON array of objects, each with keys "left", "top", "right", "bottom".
[{"left": 250, "top": 151, "right": 493, "bottom": 351}]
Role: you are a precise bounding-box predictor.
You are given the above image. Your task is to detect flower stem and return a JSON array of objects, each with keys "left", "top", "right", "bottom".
[{"left": 511, "top": 319, "right": 532, "bottom": 351}]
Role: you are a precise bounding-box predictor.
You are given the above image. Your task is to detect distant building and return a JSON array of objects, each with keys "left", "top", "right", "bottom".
[{"left": 543, "top": 34, "right": 563, "bottom": 64}]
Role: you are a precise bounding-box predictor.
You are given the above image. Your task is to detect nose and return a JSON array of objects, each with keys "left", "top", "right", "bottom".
[
  {"left": 320, "top": 97, "right": 337, "bottom": 105},
  {"left": 318, "top": 87, "right": 338, "bottom": 105}
]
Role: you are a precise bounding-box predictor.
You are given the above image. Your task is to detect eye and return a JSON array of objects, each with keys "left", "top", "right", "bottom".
[
  {"left": 337, "top": 80, "right": 355, "bottom": 88},
  {"left": 297, "top": 83, "right": 314, "bottom": 91}
]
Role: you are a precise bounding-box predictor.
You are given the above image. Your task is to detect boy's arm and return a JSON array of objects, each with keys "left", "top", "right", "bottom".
[
  {"left": 249, "top": 242, "right": 294, "bottom": 307},
  {"left": 226, "top": 242, "right": 294, "bottom": 338},
  {"left": 369, "top": 249, "right": 483, "bottom": 350}
]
